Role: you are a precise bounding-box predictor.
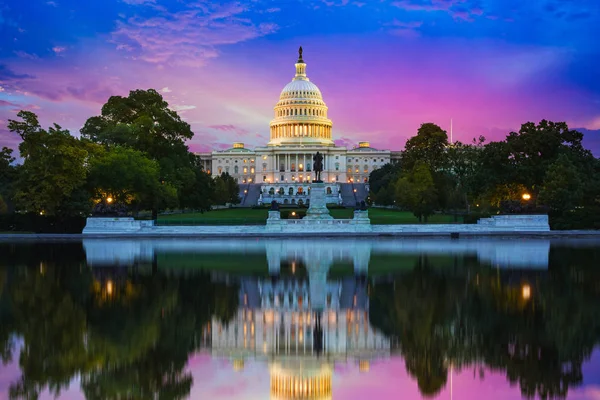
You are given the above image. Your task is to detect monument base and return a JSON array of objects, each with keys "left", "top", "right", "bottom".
[{"left": 305, "top": 182, "right": 333, "bottom": 220}]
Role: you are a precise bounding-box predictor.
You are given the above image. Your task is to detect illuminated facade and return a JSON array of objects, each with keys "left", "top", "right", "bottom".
[{"left": 197, "top": 48, "right": 399, "bottom": 205}]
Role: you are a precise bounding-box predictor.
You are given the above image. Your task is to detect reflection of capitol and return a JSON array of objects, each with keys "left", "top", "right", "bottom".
[
  {"left": 210, "top": 265, "right": 389, "bottom": 399},
  {"left": 207, "top": 243, "right": 388, "bottom": 400}
]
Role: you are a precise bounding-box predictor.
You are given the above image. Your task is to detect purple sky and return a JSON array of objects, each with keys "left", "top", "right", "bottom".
[
  {"left": 1, "top": 350, "right": 600, "bottom": 399},
  {"left": 1, "top": 0, "right": 600, "bottom": 155}
]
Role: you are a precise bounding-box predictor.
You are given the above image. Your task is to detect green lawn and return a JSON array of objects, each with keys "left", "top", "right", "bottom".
[{"left": 157, "top": 207, "right": 463, "bottom": 225}]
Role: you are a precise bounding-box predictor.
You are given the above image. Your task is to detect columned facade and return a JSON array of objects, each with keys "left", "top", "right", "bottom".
[{"left": 199, "top": 47, "right": 395, "bottom": 205}]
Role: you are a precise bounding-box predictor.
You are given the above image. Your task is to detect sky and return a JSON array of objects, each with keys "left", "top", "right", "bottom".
[
  {"left": 1, "top": 0, "right": 600, "bottom": 155},
  {"left": 2, "top": 350, "right": 600, "bottom": 399}
]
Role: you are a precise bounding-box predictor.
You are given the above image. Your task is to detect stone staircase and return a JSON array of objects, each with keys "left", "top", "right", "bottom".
[
  {"left": 338, "top": 183, "right": 368, "bottom": 207},
  {"left": 238, "top": 184, "right": 262, "bottom": 207}
]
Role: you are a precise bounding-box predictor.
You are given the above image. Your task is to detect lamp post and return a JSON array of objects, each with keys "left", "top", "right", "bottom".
[{"left": 522, "top": 193, "right": 531, "bottom": 201}]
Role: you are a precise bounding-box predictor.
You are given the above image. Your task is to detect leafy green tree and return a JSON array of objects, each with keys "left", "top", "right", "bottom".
[
  {"left": 368, "top": 163, "right": 401, "bottom": 206},
  {"left": 87, "top": 146, "right": 177, "bottom": 213},
  {"left": 395, "top": 162, "right": 438, "bottom": 222},
  {"left": 446, "top": 137, "right": 485, "bottom": 212},
  {"left": 80, "top": 89, "right": 200, "bottom": 214},
  {"left": 8, "top": 111, "right": 90, "bottom": 216},
  {"left": 402, "top": 123, "right": 449, "bottom": 171},
  {"left": 178, "top": 157, "right": 215, "bottom": 212},
  {"left": 213, "top": 173, "right": 240, "bottom": 205},
  {"left": 0, "top": 147, "right": 17, "bottom": 211},
  {"left": 538, "top": 154, "right": 583, "bottom": 213}
]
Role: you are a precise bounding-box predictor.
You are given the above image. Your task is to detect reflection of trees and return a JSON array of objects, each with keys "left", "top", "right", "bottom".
[
  {"left": 370, "top": 251, "right": 600, "bottom": 399},
  {"left": 0, "top": 243, "right": 239, "bottom": 399}
]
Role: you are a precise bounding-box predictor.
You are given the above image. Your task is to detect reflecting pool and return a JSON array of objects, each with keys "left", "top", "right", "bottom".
[{"left": 1, "top": 238, "right": 599, "bottom": 399}]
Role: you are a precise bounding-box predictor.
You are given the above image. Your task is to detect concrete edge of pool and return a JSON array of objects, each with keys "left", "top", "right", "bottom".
[{"left": 2, "top": 230, "right": 600, "bottom": 240}]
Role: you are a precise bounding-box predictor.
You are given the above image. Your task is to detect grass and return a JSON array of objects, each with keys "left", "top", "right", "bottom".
[{"left": 157, "top": 207, "right": 463, "bottom": 225}]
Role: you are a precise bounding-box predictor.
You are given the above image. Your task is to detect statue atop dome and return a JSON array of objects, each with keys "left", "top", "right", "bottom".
[{"left": 298, "top": 46, "right": 304, "bottom": 63}]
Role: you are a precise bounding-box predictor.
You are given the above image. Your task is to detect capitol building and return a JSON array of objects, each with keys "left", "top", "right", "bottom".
[{"left": 197, "top": 47, "right": 400, "bottom": 206}]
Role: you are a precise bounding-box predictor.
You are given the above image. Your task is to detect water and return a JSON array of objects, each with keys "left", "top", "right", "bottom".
[{"left": 0, "top": 237, "right": 599, "bottom": 399}]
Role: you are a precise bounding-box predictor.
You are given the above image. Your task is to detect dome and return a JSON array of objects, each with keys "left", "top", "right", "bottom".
[
  {"left": 280, "top": 80, "right": 323, "bottom": 101},
  {"left": 268, "top": 47, "right": 334, "bottom": 147}
]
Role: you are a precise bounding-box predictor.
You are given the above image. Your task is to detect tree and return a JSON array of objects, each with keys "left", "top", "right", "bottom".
[
  {"left": 446, "top": 137, "right": 485, "bottom": 212},
  {"left": 80, "top": 89, "right": 198, "bottom": 213},
  {"left": 402, "top": 123, "right": 449, "bottom": 171},
  {"left": 87, "top": 146, "right": 177, "bottom": 214},
  {"left": 538, "top": 154, "right": 583, "bottom": 213},
  {"left": 0, "top": 147, "right": 16, "bottom": 211},
  {"left": 368, "top": 163, "right": 401, "bottom": 206},
  {"left": 395, "top": 162, "right": 438, "bottom": 222},
  {"left": 212, "top": 173, "right": 240, "bottom": 206},
  {"left": 177, "top": 156, "right": 214, "bottom": 212},
  {"left": 7, "top": 111, "right": 90, "bottom": 216}
]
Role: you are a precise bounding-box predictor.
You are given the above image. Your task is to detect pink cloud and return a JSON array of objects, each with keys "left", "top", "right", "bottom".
[{"left": 111, "top": 2, "right": 279, "bottom": 67}]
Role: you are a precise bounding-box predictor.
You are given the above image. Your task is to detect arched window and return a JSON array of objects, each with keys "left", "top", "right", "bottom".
[
  {"left": 234, "top": 166, "right": 239, "bottom": 174},
  {"left": 278, "top": 187, "right": 285, "bottom": 195},
  {"left": 289, "top": 187, "right": 294, "bottom": 195},
  {"left": 364, "top": 165, "right": 369, "bottom": 173},
  {"left": 326, "top": 187, "right": 332, "bottom": 195},
  {"left": 269, "top": 187, "right": 275, "bottom": 195},
  {"left": 284, "top": 199, "right": 289, "bottom": 204},
  {"left": 307, "top": 163, "right": 311, "bottom": 172},
  {"left": 218, "top": 167, "right": 222, "bottom": 174},
  {"left": 298, "top": 187, "right": 304, "bottom": 194}
]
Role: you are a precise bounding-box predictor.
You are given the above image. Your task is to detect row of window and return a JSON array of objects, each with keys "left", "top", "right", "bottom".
[
  {"left": 217, "top": 158, "right": 255, "bottom": 164},
  {"left": 265, "top": 187, "right": 334, "bottom": 195},
  {"left": 347, "top": 165, "right": 374, "bottom": 173},
  {"left": 276, "top": 108, "right": 325, "bottom": 117},
  {"left": 281, "top": 90, "right": 319, "bottom": 98},
  {"left": 217, "top": 166, "right": 255, "bottom": 174}
]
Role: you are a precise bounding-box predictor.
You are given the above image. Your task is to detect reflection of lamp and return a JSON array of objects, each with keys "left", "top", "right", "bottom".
[
  {"left": 522, "top": 284, "right": 531, "bottom": 300},
  {"left": 359, "top": 360, "right": 370, "bottom": 372},
  {"left": 106, "top": 280, "right": 114, "bottom": 296},
  {"left": 233, "top": 359, "right": 245, "bottom": 371}
]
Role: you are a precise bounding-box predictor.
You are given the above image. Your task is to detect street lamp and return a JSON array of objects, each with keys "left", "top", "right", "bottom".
[
  {"left": 522, "top": 283, "right": 531, "bottom": 300},
  {"left": 106, "top": 196, "right": 114, "bottom": 204},
  {"left": 522, "top": 193, "right": 531, "bottom": 201}
]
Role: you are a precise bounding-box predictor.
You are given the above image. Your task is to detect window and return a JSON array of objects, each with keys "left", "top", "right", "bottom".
[
  {"left": 336, "top": 175, "right": 339, "bottom": 182},
  {"left": 269, "top": 187, "right": 275, "bottom": 195},
  {"left": 299, "top": 163, "right": 304, "bottom": 172},
  {"left": 280, "top": 175, "right": 284, "bottom": 181},
  {"left": 234, "top": 166, "right": 239, "bottom": 174},
  {"left": 298, "top": 187, "right": 304, "bottom": 194},
  {"left": 335, "top": 162, "right": 339, "bottom": 171},
  {"left": 326, "top": 187, "right": 332, "bottom": 195},
  {"left": 225, "top": 166, "right": 230, "bottom": 173},
  {"left": 289, "top": 187, "right": 294, "bottom": 195},
  {"left": 347, "top": 167, "right": 352, "bottom": 173},
  {"left": 250, "top": 167, "right": 255, "bottom": 174},
  {"left": 336, "top": 156, "right": 339, "bottom": 160},
  {"left": 243, "top": 167, "right": 248, "bottom": 174},
  {"left": 251, "top": 159, "right": 255, "bottom": 163},
  {"left": 278, "top": 187, "right": 285, "bottom": 195},
  {"left": 307, "top": 163, "right": 311, "bottom": 171},
  {"left": 244, "top": 159, "right": 247, "bottom": 163},
  {"left": 218, "top": 160, "right": 222, "bottom": 163},
  {"left": 263, "top": 176, "right": 267, "bottom": 182},
  {"left": 262, "top": 163, "right": 267, "bottom": 172},
  {"left": 291, "top": 163, "right": 296, "bottom": 172},
  {"left": 218, "top": 167, "right": 222, "bottom": 174},
  {"left": 364, "top": 165, "right": 368, "bottom": 173}
]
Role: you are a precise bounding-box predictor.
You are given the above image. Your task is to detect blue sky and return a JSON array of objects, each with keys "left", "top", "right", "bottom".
[{"left": 1, "top": 0, "right": 599, "bottom": 154}]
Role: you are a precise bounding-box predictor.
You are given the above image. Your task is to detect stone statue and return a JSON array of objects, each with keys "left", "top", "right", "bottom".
[
  {"left": 298, "top": 46, "right": 303, "bottom": 61},
  {"left": 313, "top": 151, "right": 323, "bottom": 182},
  {"left": 270, "top": 200, "right": 279, "bottom": 211}
]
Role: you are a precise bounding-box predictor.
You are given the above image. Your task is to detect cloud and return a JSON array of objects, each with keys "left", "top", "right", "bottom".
[
  {"left": 14, "top": 51, "right": 39, "bottom": 60},
  {"left": 391, "top": 0, "right": 484, "bottom": 20},
  {"left": 46, "top": 1, "right": 58, "bottom": 6},
  {"left": 160, "top": 87, "right": 172, "bottom": 93},
  {"left": 0, "top": 100, "right": 20, "bottom": 108},
  {"left": 120, "top": 0, "right": 156, "bottom": 4},
  {"left": 0, "top": 86, "right": 4, "bottom": 92},
  {"left": 172, "top": 104, "right": 196, "bottom": 112},
  {"left": 208, "top": 124, "right": 249, "bottom": 136},
  {"left": 111, "top": 2, "right": 279, "bottom": 67},
  {"left": 52, "top": 46, "right": 67, "bottom": 54},
  {"left": 386, "top": 19, "right": 423, "bottom": 37}
]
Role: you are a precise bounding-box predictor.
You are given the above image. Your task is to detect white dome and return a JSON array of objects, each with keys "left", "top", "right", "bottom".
[
  {"left": 280, "top": 80, "right": 323, "bottom": 100},
  {"left": 268, "top": 47, "right": 334, "bottom": 147}
]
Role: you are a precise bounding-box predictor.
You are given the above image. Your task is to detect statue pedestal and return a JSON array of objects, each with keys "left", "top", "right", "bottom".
[{"left": 305, "top": 182, "right": 333, "bottom": 220}]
